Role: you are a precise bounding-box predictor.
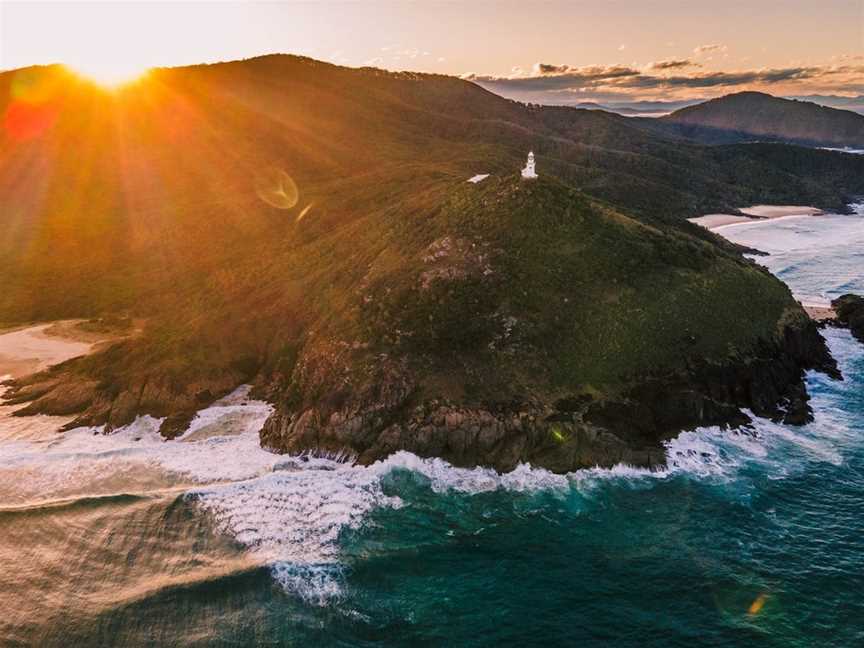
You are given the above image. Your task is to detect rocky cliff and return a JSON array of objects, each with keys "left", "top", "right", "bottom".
[
  {"left": 831, "top": 294, "right": 864, "bottom": 344},
  {"left": 257, "top": 309, "right": 837, "bottom": 472}
]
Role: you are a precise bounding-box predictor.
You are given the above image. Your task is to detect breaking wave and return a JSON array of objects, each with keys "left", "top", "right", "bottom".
[
  {"left": 1, "top": 209, "right": 862, "bottom": 620},
  {"left": 719, "top": 204, "right": 864, "bottom": 304},
  {"left": 2, "top": 322, "right": 860, "bottom": 607}
]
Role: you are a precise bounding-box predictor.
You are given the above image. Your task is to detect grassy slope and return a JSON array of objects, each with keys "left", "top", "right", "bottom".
[
  {"left": 0, "top": 56, "right": 851, "bottom": 427},
  {"left": 355, "top": 175, "right": 794, "bottom": 406}
]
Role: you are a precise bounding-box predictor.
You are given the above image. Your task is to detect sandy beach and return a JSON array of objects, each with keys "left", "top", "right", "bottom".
[
  {"left": 803, "top": 305, "right": 836, "bottom": 321},
  {"left": 689, "top": 205, "right": 824, "bottom": 231},
  {"left": 689, "top": 214, "right": 754, "bottom": 229},
  {"left": 0, "top": 320, "right": 117, "bottom": 380},
  {"left": 739, "top": 205, "right": 823, "bottom": 218}
]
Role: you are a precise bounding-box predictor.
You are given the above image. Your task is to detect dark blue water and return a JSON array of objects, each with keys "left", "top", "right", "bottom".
[{"left": 0, "top": 211, "right": 862, "bottom": 647}]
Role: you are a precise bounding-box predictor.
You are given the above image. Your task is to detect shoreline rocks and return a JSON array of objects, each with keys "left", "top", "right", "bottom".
[
  {"left": 830, "top": 294, "right": 864, "bottom": 344},
  {"left": 259, "top": 315, "right": 839, "bottom": 473},
  {"left": 1, "top": 310, "right": 841, "bottom": 474}
]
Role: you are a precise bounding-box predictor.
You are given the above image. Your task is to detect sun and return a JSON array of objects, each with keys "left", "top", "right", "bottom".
[{"left": 67, "top": 59, "right": 151, "bottom": 88}]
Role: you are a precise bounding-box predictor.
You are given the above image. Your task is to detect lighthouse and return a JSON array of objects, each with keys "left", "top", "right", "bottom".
[{"left": 521, "top": 151, "right": 537, "bottom": 180}]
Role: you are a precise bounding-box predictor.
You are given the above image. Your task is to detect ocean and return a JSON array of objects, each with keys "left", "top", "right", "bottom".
[{"left": 0, "top": 209, "right": 862, "bottom": 647}]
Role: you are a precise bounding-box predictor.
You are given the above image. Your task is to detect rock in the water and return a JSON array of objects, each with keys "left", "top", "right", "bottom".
[{"left": 832, "top": 294, "right": 864, "bottom": 344}]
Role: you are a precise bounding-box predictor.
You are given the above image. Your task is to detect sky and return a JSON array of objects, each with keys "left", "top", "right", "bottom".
[{"left": 1, "top": 0, "right": 862, "bottom": 103}]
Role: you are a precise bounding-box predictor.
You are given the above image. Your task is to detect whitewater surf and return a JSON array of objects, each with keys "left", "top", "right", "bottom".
[{"left": 1, "top": 208, "right": 863, "bottom": 646}]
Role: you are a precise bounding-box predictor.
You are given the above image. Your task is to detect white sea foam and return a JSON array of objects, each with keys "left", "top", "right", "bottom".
[
  {"left": 189, "top": 462, "right": 402, "bottom": 605},
  {"left": 662, "top": 327, "right": 862, "bottom": 482},
  {"left": 716, "top": 206, "right": 864, "bottom": 303},
  {"left": 179, "top": 385, "right": 273, "bottom": 442},
  {"left": 373, "top": 450, "right": 570, "bottom": 494},
  {"left": 0, "top": 375, "right": 856, "bottom": 606},
  {"left": 820, "top": 147, "right": 864, "bottom": 155},
  {"left": 0, "top": 387, "right": 277, "bottom": 502},
  {"left": 1, "top": 298, "right": 860, "bottom": 607},
  {"left": 185, "top": 450, "right": 577, "bottom": 603}
]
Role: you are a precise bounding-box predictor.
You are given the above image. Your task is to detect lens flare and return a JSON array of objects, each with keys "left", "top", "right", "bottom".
[
  {"left": 255, "top": 168, "right": 299, "bottom": 210},
  {"left": 747, "top": 593, "right": 769, "bottom": 615},
  {"left": 296, "top": 203, "right": 314, "bottom": 222},
  {"left": 68, "top": 60, "right": 150, "bottom": 88},
  {"left": 3, "top": 69, "right": 62, "bottom": 141},
  {"left": 3, "top": 102, "right": 58, "bottom": 141}
]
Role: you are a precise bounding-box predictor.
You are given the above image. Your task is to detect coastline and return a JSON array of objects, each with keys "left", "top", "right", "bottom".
[
  {"left": 739, "top": 205, "right": 823, "bottom": 218},
  {"left": 1, "top": 204, "right": 849, "bottom": 472},
  {"left": 0, "top": 320, "right": 122, "bottom": 380},
  {"left": 804, "top": 304, "right": 836, "bottom": 321},
  {"left": 706, "top": 205, "right": 864, "bottom": 325},
  {"left": 689, "top": 205, "right": 824, "bottom": 231}
]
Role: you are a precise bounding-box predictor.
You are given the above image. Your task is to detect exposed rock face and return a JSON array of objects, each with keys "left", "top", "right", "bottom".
[
  {"left": 1, "top": 308, "right": 839, "bottom": 473},
  {"left": 2, "top": 357, "right": 243, "bottom": 438},
  {"left": 585, "top": 317, "right": 839, "bottom": 435},
  {"left": 261, "top": 398, "right": 668, "bottom": 473},
  {"left": 260, "top": 316, "right": 839, "bottom": 473},
  {"left": 831, "top": 294, "right": 864, "bottom": 344}
]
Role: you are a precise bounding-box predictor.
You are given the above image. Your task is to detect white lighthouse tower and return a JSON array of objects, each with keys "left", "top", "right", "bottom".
[{"left": 521, "top": 151, "right": 537, "bottom": 180}]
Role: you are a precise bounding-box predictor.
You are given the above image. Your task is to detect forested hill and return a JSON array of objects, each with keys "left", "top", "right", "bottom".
[
  {"left": 0, "top": 55, "right": 850, "bottom": 469},
  {"left": 658, "top": 91, "right": 864, "bottom": 148},
  {"left": 2, "top": 55, "right": 864, "bottom": 325}
]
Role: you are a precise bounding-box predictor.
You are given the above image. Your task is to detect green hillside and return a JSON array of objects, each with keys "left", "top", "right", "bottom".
[
  {"left": 3, "top": 58, "right": 864, "bottom": 327},
  {"left": 0, "top": 56, "right": 846, "bottom": 468},
  {"left": 651, "top": 91, "right": 864, "bottom": 148}
]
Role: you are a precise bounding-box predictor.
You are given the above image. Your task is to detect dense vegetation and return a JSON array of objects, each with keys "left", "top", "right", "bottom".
[
  {"left": 0, "top": 55, "right": 855, "bottom": 439},
  {"left": 642, "top": 91, "right": 864, "bottom": 149},
  {"left": 359, "top": 175, "right": 794, "bottom": 401}
]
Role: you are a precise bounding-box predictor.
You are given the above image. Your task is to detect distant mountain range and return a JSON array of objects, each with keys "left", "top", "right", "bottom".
[
  {"left": 629, "top": 91, "right": 864, "bottom": 149},
  {"left": 573, "top": 100, "right": 701, "bottom": 116},
  {"left": 551, "top": 95, "right": 864, "bottom": 118},
  {"left": 789, "top": 94, "right": 864, "bottom": 115}
]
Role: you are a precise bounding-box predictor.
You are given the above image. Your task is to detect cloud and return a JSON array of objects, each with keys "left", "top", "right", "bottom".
[
  {"left": 694, "top": 44, "right": 727, "bottom": 55},
  {"left": 612, "top": 67, "right": 828, "bottom": 90},
  {"left": 536, "top": 63, "right": 571, "bottom": 74},
  {"left": 693, "top": 43, "right": 729, "bottom": 61},
  {"left": 467, "top": 60, "right": 864, "bottom": 104},
  {"left": 466, "top": 63, "right": 643, "bottom": 92},
  {"left": 648, "top": 59, "right": 700, "bottom": 70}
]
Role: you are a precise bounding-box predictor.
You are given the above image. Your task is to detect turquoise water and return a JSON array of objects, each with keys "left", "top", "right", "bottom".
[
  {"left": 0, "top": 211, "right": 862, "bottom": 647},
  {"left": 715, "top": 206, "right": 864, "bottom": 306}
]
